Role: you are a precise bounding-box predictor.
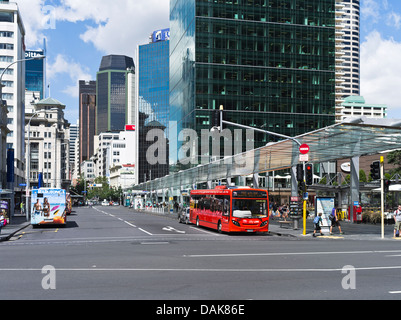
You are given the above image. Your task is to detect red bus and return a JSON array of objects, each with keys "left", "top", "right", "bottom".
[{"left": 190, "top": 186, "right": 269, "bottom": 234}]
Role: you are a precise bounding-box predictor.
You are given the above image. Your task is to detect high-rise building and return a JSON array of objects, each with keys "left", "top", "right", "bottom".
[
  {"left": 0, "top": 0, "right": 26, "bottom": 190},
  {"left": 138, "top": 28, "right": 170, "bottom": 181},
  {"left": 25, "top": 49, "right": 45, "bottom": 99},
  {"left": 79, "top": 80, "right": 96, "bottom": 165},
  {"left": 96, "top": 55, "right": 135, "bottom": 134},
  {"left": 334, "top": 0, "right": 360, "bottom": 122},
  {"left": 169, "top": 0, "right": 337, "bottom": 170}
]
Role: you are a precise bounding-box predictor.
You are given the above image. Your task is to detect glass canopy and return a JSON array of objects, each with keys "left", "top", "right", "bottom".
[{"left": 131, "top": 118, "right": 401, "bottom": 191}]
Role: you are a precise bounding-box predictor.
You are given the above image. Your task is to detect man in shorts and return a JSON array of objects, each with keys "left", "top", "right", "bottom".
[{"left": 394, "top": 205, "right": 401, "bottom": 238}]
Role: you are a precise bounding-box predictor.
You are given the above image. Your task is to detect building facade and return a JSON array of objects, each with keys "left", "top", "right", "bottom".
[
  {"left": 0, "top": 0, "right": 26, "bottom": 191},
  {"left": 79, "top": 80, "right": 96, "bottom": 164},
  {"left": 169, "top": 0, "right": 338, "bottom": 171},
  {"left": 25, "top": 97, "right": 70, "bottom": 190},
  {"left": 96, "top": 55, "right": 135, "bottom": 134},
  {"left": 339, "top": 96, "right": 387, "bottom": 121},
  {"left": 25, "top": 49, "right": 45, "bottom": 99}
]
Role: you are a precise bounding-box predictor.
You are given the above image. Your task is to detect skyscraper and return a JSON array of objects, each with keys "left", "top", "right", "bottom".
[
  {"left": 79, "top": 80, "right": 96, "bottom": 164},
  {"left": 170, "top": 0, "right": 338, "bottom": 170},
  {"left": 25, "top": 49, "right": 45, "bottom": 99},
  {"left": 96, "top": 55, "right": 135, "bottom": 134},
  {"left": 0, "top": 0, "right": 26, "bottom": 189}
]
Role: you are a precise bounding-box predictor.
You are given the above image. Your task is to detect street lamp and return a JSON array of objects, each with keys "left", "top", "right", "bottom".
[{"left": 0, "top": 55, "right": 46, "bottom": 221}]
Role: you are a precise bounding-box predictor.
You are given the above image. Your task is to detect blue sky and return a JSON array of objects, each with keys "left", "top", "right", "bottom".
[{"left": 15, "top": 0, "right": 401, "bottom": 123}]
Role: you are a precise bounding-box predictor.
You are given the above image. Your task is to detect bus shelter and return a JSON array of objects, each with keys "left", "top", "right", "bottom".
[{"left": 130, "top": 117, "right": 401, "bottom": 219}]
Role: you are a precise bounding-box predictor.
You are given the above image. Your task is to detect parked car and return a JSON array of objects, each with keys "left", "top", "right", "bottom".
[{"left": 102, "top": 200, "right": 109, "bottom": 206}]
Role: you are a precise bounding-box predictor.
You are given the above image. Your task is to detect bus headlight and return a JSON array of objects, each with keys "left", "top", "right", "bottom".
[
  {"left": 232, "top": 220, "right": 241, "bottom": 227},
  {"left": 260, "top": 220, "right": 268, "bottom": 227}
]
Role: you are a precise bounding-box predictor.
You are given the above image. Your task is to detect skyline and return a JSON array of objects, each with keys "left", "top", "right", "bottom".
[{"left": 14, "top": 0, "right": 401, "bottom": 123}]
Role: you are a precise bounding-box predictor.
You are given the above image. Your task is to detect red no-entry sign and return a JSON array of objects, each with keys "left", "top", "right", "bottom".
[{"left": 299, "top": 144, "right": 310, "bottom": 155}]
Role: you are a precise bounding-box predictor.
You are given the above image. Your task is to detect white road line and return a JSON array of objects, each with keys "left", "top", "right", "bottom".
[
  {"left": 389, "top": 291, "right": 401, "bottom": 294},
  {"left": 189, "top": 226, "right": 221, "bottom": 235},
  {"left": 138, "top": 228, "right": 153, "bottom": 236},
  {"left": 185, "top": 250, "right": 401, "bottom": 258},
  {"left": 124, "top": 221, "right": 137, "bottom": 228}
]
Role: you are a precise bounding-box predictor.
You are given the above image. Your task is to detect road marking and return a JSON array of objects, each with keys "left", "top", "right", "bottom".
[
  {"left": 141, "top": 242, "right": 170, "bottom": 245},
  {"left": 124, "top": 221, "right": 137, "bottom": 228},
  {"left": 189, "top": 226, "right": 221, "bottom": 235},
  {"left": 389, "top": 291, "right": 401, "bottom": 294},
  {"left": 163, "top": 226, "right": 186, "bottom": 234},
  {"left": 138, "top": 228, "right": 153, "bottom": 236},
  {"left": 184, "top": 250, "right": 401, "bottom": 258}
]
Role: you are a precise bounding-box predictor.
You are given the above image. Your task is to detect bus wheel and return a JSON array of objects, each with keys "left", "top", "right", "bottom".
[
  {"left": 196, "top": 217, "right": 200, "bottom": 227},
  {"left": 217, "top": 221, "right": 222, "bottom": 234}
]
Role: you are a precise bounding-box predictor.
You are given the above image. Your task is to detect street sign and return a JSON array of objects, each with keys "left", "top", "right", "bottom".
[
  {"left": 299, "top": 154, "right": 309, "bottom": 162},
  {"left": 299, "top": 144, "right": 310, "bottom": 155}
]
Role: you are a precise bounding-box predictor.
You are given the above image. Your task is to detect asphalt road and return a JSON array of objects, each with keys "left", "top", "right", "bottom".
[{"left": 1, "top": 205, "right": 401, "bottom": 302}]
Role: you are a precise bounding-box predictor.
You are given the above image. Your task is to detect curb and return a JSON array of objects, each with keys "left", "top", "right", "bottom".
[{"left": 0, "top": 223, "right": 30, "bottom": 242}]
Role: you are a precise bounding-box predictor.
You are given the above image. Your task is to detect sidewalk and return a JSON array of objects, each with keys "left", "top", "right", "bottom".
[
  {"left": 268, "top": 217, "right": 398, "bottom": 240},
  {"left": 0, "top": 215, "right": 31, "bottom": 242}
]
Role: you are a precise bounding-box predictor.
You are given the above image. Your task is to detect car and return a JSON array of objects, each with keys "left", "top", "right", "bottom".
[
  {"left": 178, "top": 207, "right": 190, "bottom": 224},
  {"left": 102, "top": 200, "right": 109, "bottom": 206}
]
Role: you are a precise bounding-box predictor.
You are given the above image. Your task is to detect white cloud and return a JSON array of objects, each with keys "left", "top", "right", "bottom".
[
  {"left": 47, "top": 54, "right": 92, "bottom": 97},
  {"left": 360, "top": 31, "right": 401, "bottom": 118}
]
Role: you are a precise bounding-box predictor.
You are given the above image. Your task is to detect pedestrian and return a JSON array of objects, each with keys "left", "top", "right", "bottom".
[
  {"left": 394, "top": 205, "right": 401, "bottom": 238},
  {"left": 313, "top": 212, "right": 324, "bottom": 237},
  {"left": 330, "top": 208, "right": 344, "bottom": 235},
  {"left": 0, "top": 210, "right": 4, "bottom": 234}
]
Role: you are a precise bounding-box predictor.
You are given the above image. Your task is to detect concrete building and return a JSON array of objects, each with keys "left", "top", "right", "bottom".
[
  {"left": 338, "top": 96, "right": 387, "bottom": 121},
  {"left": 25, "top": 97, "right": 70, "bottom": 190},
  {"left": 0, "top": 0, "right": 26, "bottom": 194}
]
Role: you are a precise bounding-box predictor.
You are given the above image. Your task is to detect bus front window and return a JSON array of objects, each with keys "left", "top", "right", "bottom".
[{"left": 232, "top": 199, "right": 267, "bottom": 218}]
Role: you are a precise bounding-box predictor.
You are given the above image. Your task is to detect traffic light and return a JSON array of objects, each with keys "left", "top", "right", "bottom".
[
  {"left": 212, "top": 110, "right": 221, "bottom": 129},
  {"left": 384, "top": 179, "right": 391, "bottom": 193},
  {"left": 305, "top": 163, "right": 313, "bottom": 186},
  {"left": 296, "top": 163, "right": 304, "bottom": 182},
  {"left": 370, "top": 161, "right": 380, "bottom": 180}
]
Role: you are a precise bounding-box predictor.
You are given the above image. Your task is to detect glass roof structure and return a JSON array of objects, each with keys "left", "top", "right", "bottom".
[{"left": 130, "top": 118, "right": 401, "bottom": 191}]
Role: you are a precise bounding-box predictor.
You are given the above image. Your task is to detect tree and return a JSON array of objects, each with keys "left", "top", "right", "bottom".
[{"left": 387, "top": 150, "right": 401, "bottom": 175}]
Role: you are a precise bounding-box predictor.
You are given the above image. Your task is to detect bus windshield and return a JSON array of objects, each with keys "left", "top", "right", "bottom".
[{"left": 232, "top": 199, "right": 268, "bottom": 218}]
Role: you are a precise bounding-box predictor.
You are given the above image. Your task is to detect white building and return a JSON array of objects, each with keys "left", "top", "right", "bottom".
[
  {"left": 25, "top": 97, "right": 70, "bottom": 190},
  {"left": 338, "top": 96, "right": 387, "bottom": 121},
  {"left": 0, "top": 0, "right": 26, "bottom": 189}
]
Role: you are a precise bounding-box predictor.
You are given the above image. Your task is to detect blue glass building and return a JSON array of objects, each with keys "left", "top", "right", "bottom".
[
  {"left": 138, "top": 31, "right": 170, "bottom": 132},
  {"left": 25, "top": 50, "right": 45, "bottom": 99}
]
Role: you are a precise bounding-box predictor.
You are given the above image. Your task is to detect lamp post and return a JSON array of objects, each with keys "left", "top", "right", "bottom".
[{"left": 0, "top": 55, "right": 46, "bottom": 221}]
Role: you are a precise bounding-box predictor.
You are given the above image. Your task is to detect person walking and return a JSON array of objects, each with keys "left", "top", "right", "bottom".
[
  {"left": 394, "top": 205, "right": 401, "bottom": 238},
  {"left": 313, "top": 212, "right": 324, "bottom": 237},
  {"left": 330, "top": 208, "right": 344, "bottom": 235}
]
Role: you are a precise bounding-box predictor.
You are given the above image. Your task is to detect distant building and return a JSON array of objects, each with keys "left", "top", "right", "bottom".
[
  {"left": 339, "top": 96, "right": 387, "bottom": 121},
  {"left": 25, "top": 97, "right": 71, "bottom": 190},
  {"left": 96, "top": 55, "right": 135, "bottom": 134},
  {"left": 79, "top": 80, "right": 96, "bottom": 164},
  {"left": 25, "top": 49, "right": 45, "bottom": 99}
]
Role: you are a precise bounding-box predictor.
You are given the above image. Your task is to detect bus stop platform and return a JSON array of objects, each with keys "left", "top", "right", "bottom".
[
  {"left": 268, "top": 217, "right": 398, "bottom": 240},
  {"left": 0, "top": 215, "right": 30, "bottom": 242}
]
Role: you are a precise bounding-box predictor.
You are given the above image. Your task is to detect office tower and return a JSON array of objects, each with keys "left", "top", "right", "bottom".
[
  {"left": 79, "top": 80, "right": 96, "bottom": 165},
  {"left": 96, "top": 55, "right": 135, "bottom": 134},
  {"left": 170, "top": 0, "right": 337, "bottom": 170},
  {"left": 0, "top": 0, "right": 26, "bottom": 190},
  {"left": 25, "top": 49, "right": 45, "bottom": 99},
  {"left": 138, "top": 28, "right": 170, "bottom": 181},
  {"left": 334, "top": 0, "right": 360, "bottom": 122}
]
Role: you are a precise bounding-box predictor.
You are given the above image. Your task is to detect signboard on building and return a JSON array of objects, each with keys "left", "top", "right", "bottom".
[{"left": 152, "top": 28, "right": 170, "bottom": 43}]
